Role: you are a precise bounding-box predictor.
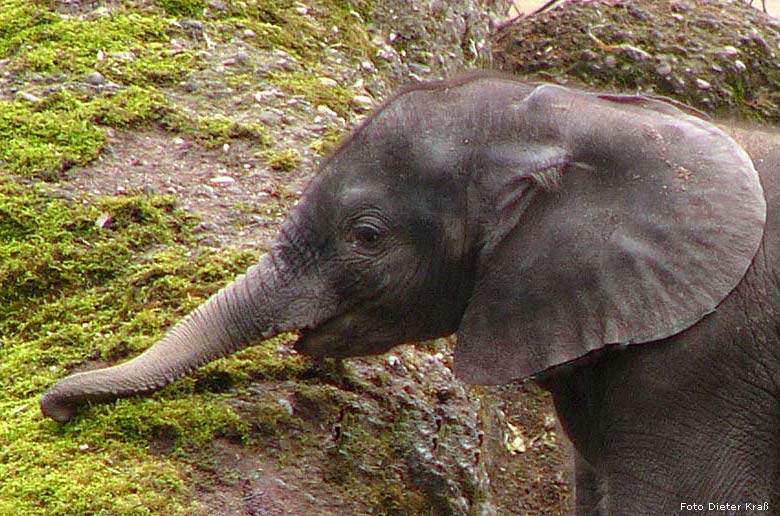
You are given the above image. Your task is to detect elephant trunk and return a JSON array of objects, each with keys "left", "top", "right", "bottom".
[{"left": 40, "top": 252, "right": 299, "bottom": 423}]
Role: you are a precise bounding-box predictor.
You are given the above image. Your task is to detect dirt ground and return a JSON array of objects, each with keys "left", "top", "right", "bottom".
[{"left": 62, "top": 127, "right": 305, "bottom": 252}]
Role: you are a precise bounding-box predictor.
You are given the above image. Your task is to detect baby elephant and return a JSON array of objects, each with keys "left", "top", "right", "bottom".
[{"left": 41, "top": 73, "right": 779, "bottom": 514}]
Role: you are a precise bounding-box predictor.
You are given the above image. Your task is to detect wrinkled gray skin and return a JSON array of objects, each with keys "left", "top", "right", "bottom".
[{"left": 41, "top": 73, "right": 779, "bottom": 514}]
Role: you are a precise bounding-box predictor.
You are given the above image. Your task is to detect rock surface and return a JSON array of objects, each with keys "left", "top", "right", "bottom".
[{"left": 491, "top": 0, "right": 780, "bottom": 121}]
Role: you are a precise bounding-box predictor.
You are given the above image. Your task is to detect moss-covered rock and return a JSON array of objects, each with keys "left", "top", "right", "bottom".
[
  {"left": 0, "top": 176, "right": 260, "bottom": 515},
  {"left": 491, "top": 0, "right": 780, "bottom": 122}
]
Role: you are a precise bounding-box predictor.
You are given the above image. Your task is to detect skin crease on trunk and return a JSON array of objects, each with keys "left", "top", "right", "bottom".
[{"left": 38, "top": 74, "right": 779, "bottom": 514}]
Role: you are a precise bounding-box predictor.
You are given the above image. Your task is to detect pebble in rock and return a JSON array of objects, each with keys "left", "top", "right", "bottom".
[
  {"left": 84, "top": 71, "right": 106, "bottom": 85},
  {"left": 210, "top": 176, "right": 236, "bottom": 185}
]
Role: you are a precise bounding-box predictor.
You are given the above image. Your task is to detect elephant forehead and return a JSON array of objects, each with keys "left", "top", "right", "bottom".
[
  {"left": 327, "top": 148, "right": 459, "bottom": 200},
  {"left": 337, "top": 180, "right": 386, "bottom": 200}
]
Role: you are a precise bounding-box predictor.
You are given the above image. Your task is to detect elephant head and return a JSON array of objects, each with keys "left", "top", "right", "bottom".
[{"left": 40, "top": 73, "right": 765, "bottom": 422}]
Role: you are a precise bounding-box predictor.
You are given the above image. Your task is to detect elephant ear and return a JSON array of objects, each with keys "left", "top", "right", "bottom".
[{"left": 455, "top": 84, "right": 766, "bottom": 385}]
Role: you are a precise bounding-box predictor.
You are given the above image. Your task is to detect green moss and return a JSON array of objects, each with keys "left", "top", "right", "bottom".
[
  {"left": 271, "top": 71, "right": 355, "bottom": 118},
  {"left": 0, "top": 93, "right": 106, "bottom": 179},
  {"left": 0, "top": 177, "right": 278, "bottom": 514},
  {"left": 0, "top": 0, "right": 379, "bottom": 178},
  {"left": 0, "top": 188, "right": 183, "bottom": 313},
  {"left": 89, "top": 86, "right": 169, "bottom": 127},
  {"left": 0, "top": 83, "right": 172, "bottom": 177},
  {"left": 158, "top": 0, "right": 209, "bottom": 17},
  {"left": 0, "top": 5, "right": 190, "bottom": 82},
  {"left": 264, "top": 148, "right": 302, "bottom": 172},
  {"left": 228, "top": 0, "right": 373, "bottom": 63},
  {"left": 163, "top": 112, "right": 270, "bottom": 148},
  {"left": 309, "top": 125, "right": 346, "bottom": 156},
  {"left": 0, "top": 2, "right": 193, "bottom": 178}
]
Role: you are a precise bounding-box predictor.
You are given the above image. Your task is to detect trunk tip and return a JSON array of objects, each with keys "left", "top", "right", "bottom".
[{"left": 39, "top": 391, "right": 78, "bottom": 423}]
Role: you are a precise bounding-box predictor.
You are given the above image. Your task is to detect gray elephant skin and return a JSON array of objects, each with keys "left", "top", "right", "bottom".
[{"left": 41, "top": 73, "right": 779, "bottom": 514}]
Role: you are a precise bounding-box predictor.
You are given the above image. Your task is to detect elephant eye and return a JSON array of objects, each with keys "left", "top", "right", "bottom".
[
  {"left": 353, "top": 224, "right": 381, "bottom": 246},
  {"left": 345, "top": 211, "right": 389, "bottom": 253}
]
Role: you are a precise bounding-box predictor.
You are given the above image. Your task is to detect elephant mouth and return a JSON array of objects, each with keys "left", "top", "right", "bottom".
[
  {"left": 294, "top": 312, "right": 397, "bottom": 358},
  {"left": 295, "top": 313, "right": 360, "bottom": 358}
]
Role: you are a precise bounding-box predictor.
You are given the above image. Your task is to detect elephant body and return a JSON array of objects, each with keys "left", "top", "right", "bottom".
[
  {"left": 540, "top": 126, "right": 780, "bottom": 514},
  {"left": 40, "top": 74, "right": 780, "bottom": 514}
]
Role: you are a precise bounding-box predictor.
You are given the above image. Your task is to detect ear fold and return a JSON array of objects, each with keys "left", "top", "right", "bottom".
[{"left": 455, "top": 84, "right": 766, "bottom": 385}]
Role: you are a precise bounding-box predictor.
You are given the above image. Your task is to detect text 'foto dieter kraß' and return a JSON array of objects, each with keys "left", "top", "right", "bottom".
[{"left": 681, "top": 502, "right": 769, "bottom": 512}]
